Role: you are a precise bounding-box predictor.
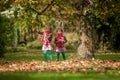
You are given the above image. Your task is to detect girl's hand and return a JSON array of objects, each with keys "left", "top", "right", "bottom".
[{"left": 60, "top": 39, "right": 65, "bottom": 43}]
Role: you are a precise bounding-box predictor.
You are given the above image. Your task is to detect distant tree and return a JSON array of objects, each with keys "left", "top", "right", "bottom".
[
  {"left": 0, "top": 15, "right": 12, "bottom": 57},
  {"left": 0, "top": 0, "right": 13, "bottom": 57}
]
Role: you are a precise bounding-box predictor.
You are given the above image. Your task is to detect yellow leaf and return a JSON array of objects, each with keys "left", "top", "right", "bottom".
[
  {"left": 52, "top": 7, "right": 56, "bottom": 11},
  {"left": 48, "top": 0, "right": 51, "bottom": 4}
]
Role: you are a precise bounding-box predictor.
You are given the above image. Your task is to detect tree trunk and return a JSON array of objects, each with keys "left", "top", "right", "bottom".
[
  {"left": 11, "top": 28, "right": 18, "bottom": 47},
  {"left": 78, "top": 0, "right": 95, "bottom": 59}
]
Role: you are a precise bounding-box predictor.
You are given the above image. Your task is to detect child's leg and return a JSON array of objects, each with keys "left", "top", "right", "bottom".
[
  {"left": 61, "top": 52, "right": 66, "bottom": 60},
  {"left": 47, "top": 50, "right": 53, "bottom": 60},
  {"left": 43, "top": 50, "right": 47, "bottom": 61},
  {"left": 56, "top": 52, "right": 60, "bottom": 61}
]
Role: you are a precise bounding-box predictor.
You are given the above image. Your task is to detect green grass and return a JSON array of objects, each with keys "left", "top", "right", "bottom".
[
  {"left": 0, "top": 52, "right": 74, "bottom": 61},
  {"left": 0, "top": 50, "right": 120, "bottom": 80},
  {"left": 0, "top": 71, "right": 120, "bottom": 80},
  {"left": 0, "top": 52, "right": 120, "bottom": 61},
  {"left": 0, "top": 56, "right": 43, "bottom": 61},
  {"left": 95, "top": 54, "right": 120, "bottom": 60},
  {"left": 0, "top": 48, "right": 120, "bottom": 61}
]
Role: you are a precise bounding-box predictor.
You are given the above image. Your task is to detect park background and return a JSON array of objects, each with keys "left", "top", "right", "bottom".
[{"left": 0, "top": 0, "right": 120, "bottom": 80}]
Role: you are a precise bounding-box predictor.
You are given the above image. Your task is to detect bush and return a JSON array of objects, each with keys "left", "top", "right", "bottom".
[
  {"left": 0, "top": 15, "right": 12, "bottom": 57},
  {"left": 65, "top": 41, "right": 78, "bottom": 50},
  {"left": 27, "top": 40, "right": 42, "bottom": 49}
]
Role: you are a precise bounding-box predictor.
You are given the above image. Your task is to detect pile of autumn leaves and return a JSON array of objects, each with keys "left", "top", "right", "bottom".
[{"left": 0, "top": 59, "right": 120, "bottom": 73}]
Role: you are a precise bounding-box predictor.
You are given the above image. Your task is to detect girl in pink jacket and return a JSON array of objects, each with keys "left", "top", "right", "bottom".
[
  {"left": 38, "top": 27, "right": 53, "bottom": 61},
  {"left": 54, "top": 28, "right": 67, "bottom": 61}
]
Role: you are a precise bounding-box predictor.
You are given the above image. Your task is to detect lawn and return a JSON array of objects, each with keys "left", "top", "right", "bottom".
[
  {"left": 0, "top": 49, "right": 120, "bottom": 61},
  {"left": 0, "top": 52, "right": 120, "bottom": 61},
  {"left": 0, "top": 49, "right": 120, "bottom": 80},
  {"left": 0, "top": 71, "right": 120, "bottom": 80},
  {"left": 95, "top": 54, "right": 120, "bottom": 60}
]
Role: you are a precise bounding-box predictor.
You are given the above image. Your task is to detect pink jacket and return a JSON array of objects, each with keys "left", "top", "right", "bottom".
[
  {"left": 55, "top": 34, "right": 67, "bottom": 48},
  {"left": 41, "top": 31, "right": 52, "bottom": 45}
]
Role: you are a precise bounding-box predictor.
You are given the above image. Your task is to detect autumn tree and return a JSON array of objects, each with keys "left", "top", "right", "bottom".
[
  {"left": 1, "top": 0, "right": 120, "bottom": 58},
  {"left": 76, "top": 0, "right": 95, "bottom": 59}
]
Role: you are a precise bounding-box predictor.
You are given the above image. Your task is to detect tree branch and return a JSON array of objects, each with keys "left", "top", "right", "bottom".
[{"left": 28, "top": 0, "right": 56, "bottom": 15}]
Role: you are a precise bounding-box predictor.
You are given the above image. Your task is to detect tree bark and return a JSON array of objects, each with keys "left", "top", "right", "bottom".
[{"left": 78, "top": 0, "right": 95, "bottom": 59}]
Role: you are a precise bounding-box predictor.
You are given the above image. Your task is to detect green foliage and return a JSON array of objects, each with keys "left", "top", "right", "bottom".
[
  {"left": 0, "top": 0, "right": 14, "bottom": 12},
  {"left": 0, "top": 15, "right": 12, "bottom": 57},
  {"left": 94, "top": 0, "right": 120, "bottom": 51},
  {"left": 27, "top": 40, "right": 42, "bottom": 49},
  {"left": 0, "top": 0, "right": 120, "bottom": 52}
]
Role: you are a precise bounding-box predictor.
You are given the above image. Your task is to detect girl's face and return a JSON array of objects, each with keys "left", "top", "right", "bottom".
[
  {"left": 45, "top": 27, "right": 50, "bottom": 32},
  {"left": 57, "top": 29, "right": 62, "bottom": 34}
]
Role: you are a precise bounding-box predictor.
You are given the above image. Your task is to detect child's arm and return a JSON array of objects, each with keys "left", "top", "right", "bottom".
[
  {"left": 54, "top": 37, "right": 58, "bottom": 43},
  {"left": 48, "top": 34, "right": 52, "bottom": 41},
  {"left": 64, "top": 36, "right": 67, "bottom": 43},
  {"left": 38, "top": 31, "right": 43, "bottom": 35}
]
